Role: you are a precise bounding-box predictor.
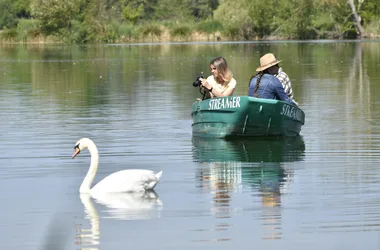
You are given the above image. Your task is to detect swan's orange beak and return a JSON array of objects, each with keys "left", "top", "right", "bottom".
[{"left": 72, "top": 148, "right": 80, "bottom": 159}]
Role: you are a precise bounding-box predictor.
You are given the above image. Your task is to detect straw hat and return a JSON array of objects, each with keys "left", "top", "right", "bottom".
[{"left": 256, "top": 53, "right": 282, "bottom": 72}]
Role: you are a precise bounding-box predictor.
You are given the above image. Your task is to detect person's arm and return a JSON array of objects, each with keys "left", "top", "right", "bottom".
[
  {"left": 201, "top": 78, "right": 236, "bottom": 97},
  {"left": 272, "top": 77, "right": 296, "bottom": 105},
  {"left": 277, "top": 70, "right": 298, "bottom": 105},
  {"left": 276, "top": 71, "right": 288, "bottom": 90},
  {"left": 209, "top": 78, "right": 236, "bottom": 97}
]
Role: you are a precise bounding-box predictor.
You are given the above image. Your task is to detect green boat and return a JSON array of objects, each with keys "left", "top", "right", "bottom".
[{"left": 191, "top": 96, "right": 305, "bottom": 138}]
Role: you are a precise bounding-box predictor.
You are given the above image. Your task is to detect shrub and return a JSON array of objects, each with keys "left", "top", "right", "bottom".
[
  {"left": 366, "top": 19, "right": 380, "bottom": 38},
  {"left": 118, "top": 23, "right": 138, "bottom": 42},
  {"left": 170, "top": 24, "right": 193, "bottom": 41},
  {"left": 0, "top": 28, "right": 18, "bottom": 41},
  {"left": 223, "top": 26, "right": 241, "bottom": 41},
  {"left": 196, "top": 20, "right": 223, "bottom": 41},
  {"left": 17, "top": 19, "right": 40, "bottom": 42},
  {"left": 104, "top": 21, "right": 121, "bottom": 43},
  {"left": 139, "top": 23, "right": 162, "bottom": 42}
]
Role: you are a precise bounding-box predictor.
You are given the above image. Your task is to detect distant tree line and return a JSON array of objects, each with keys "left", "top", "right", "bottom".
[{"left": 0, "top": 0, "right": 379, "bottom": 43}]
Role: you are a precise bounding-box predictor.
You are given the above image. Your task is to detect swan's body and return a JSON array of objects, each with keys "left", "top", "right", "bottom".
[{"left": 72, "top": 138, "right": 162, "bottom": 194}]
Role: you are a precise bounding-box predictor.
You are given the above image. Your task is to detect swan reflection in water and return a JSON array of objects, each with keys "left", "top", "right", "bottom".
[
  {"left": 75, "top": 191, "right": 163, "bottom": 249},
  {"left": 193, "top": 136, "right": 305, "bottom": 241},
  {"left": 92, "top": 190, "right": 163, "bottom": 220}
]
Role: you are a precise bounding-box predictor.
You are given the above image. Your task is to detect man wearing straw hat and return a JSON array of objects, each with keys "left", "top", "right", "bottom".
[
  {"left": 264, "top": 53, "right": 298, "bottom": 105},
  {"left": 248, "top": 53, "right": 297, "bottom": 106}
]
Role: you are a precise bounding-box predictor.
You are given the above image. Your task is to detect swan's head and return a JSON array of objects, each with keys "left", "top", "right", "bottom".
[{"left": 72, "top": 138, "right": 93, "bottom": 159}]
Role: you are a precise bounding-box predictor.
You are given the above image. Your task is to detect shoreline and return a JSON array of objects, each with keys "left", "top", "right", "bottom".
[
  {"left": 2, "top": 38, "right": 380, "bottom": 46},
  {"left": 1, "top": 29, "right": 380, "bottom": 45}
]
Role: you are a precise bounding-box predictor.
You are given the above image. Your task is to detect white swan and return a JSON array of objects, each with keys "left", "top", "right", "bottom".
[{"left": 72, "top": 138, "right": 163, "bottom": 194}]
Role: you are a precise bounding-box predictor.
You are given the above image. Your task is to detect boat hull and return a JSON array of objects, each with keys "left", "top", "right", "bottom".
[{"left": 191, "top": 96, "right": 305, "bottom": 138}]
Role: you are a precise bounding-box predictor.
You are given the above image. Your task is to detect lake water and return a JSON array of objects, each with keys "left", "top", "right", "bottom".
[{"left": 1, "top": 40, "right": 380, "bottom": 250}]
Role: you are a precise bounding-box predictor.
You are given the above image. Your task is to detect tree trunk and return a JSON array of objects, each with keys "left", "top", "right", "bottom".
[{"left": 347, "top": 0, "right": 365, "bottom": 38}]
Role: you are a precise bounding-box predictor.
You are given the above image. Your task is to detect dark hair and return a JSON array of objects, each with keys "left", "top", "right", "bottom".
[{"left": 248, "top": 72, "right": 263, "bottom": 97}]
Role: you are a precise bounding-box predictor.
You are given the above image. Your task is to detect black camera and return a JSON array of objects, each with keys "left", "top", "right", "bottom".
[{"left": 192, "top": 76, "right": 203, "bottom": 87}]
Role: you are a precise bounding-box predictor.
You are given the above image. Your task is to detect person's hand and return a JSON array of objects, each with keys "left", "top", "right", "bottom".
[{"left": 200, "top": 78, "right": 211, "bottom": 90}]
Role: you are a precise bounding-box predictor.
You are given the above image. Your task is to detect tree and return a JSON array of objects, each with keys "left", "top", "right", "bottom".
[
  {"left": 290, "top": 0, "right": 316, "bottom": 39},
  {"left": 213, "top": 0, "right": 251, "bottom": 28},
  {"left": 0, "top": 0, "right": 31, "bottom": 29},
  {"left": 121, "top": 0, "right": 145, "bottom": 24},
  {"left": 120, "top": 0, "right": 159, "bottom": 23},
  {"left": 347, "top": 0, "right": 364, "bottom": 37},
  {"left": 153, "top": 0, "right": 192, "bottom": 21},
  {"left": 213, "top": 0, "right": 252, "bottom": 39},
  {"left": 319, "top": 0, "right": 366, "bottom": 38},
  {"left": 189, "top": 0, "right": 213, "bottom": 19},
  {"left": 246, "top": 0, "right": 278, "bottom": 38},
  {"left": 30, "top": 0, "right": 82, "bottom": 35}
]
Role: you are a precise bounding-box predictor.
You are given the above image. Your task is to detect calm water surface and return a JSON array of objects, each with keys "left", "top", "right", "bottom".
[{"left": 1, "top": 41, "right": 380, "bottom": 250}]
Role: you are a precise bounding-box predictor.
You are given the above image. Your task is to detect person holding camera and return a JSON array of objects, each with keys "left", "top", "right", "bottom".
[{"left": 199, "top": 56, "right": 237, "bottom": 99}]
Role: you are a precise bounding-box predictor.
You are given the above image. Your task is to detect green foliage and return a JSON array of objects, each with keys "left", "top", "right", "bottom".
[
  {"left": 30, "top": 0, "right": 82, "bottom": 35},
  {"left": 196, "top": 19, "right": 223, "bottom": 41},
  {"left": 118, "top": 23, "right": 138, "bottom": 41},
  {"left": 153, "top": 1, "right": 173, "bottom": 21},
  {"left": 315, "top": 0, "right": 357, "bottom": 38},
  {"left": 1, "top": 0, "right": 380, "bottom": 43},
  {"left": 312, "top": 13, "right": 339, "bottom": 39},
  {"left": 154, "top": 0, "right": 192, "bottom": 21},
  {"left": 104, "top": 21, "right": 121, "bottom": 43},
  {"left": 246, "top": 0, "right": 278, "bottom": 38},
  {"left": 196, "top": 19, "right": 223, "bottom": 34},
  {"left": 0, "top": 0, "right": 18, "bottom": 28},
  {"left": 213, "top": 0, "right": 252, "bottom": 40},
  {"left": 0, "top": 28, "right": 18, "bottom": 41},
  {"left": 150, "top": 0, "right": 214, "bottom": 22},
  {"left": 291, "top": 0, "right": 317, "bottom": 39},
  {"left": 223, "top": 26, "right": 242, "bottom": 41},
  {"left": 208, "top": 0, "right": 218, "bottom": 11},
  {"left": 69, "top": 20, "right": 91, "bottom": 43},
  {"left": 62, "top": 0, "right": 111, "bottom": 43},
  {"left": 102, "top": 21, "right": 140, "bottom": 43},
  {"left": 153, "top": 0, "right": 215, "bottom": 21},
  {"left": 213, "top": 0, "right": 251, "bottom": 32},
  {"left": 342, "top": 20, "right": 358, "bottom": 39},
  {"left": 170, "top": 24, "right": 193, "bottom": 41},
  {"left": 13, "top": 0, "right": 31, "bottom": 17},
  {"left": 313, "top": 13, "right": 336, "bottom": 31},
  {"left": 189, "top": 0, "right": 213, "bottom": 20},
  {"left": 120, "top": 0, "right": 159, "bottom": 23},
  {"left": 17, "top": 18, "right": 40, "bottom": 42},
  {"left": 366, "top": 19, "right": 380, "bottom": 37},
  {"left": 121, "top": 0, "right": 144, "bottom": 24},
  {"left": 358, "top": 0, "right": 379, "bottom": 24},
  {"left": 0, "top": 0, "right": 31, "bottom": 29},
  {"left": 139, "top": 23, "right": 162, "bottom": 42},
  {"left": 271, "top": 0, "right": 317, "bottom": 39}
]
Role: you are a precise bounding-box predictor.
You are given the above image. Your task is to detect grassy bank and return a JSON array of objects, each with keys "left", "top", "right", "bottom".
[{"left": 1, "top": 19, "right": 380, "bottom": 44}]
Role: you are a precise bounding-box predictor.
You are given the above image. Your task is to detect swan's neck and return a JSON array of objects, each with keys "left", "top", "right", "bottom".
[{"left": 80, "top": 143, "right": 99, "bottom": 193}]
